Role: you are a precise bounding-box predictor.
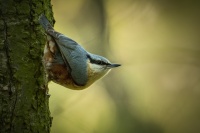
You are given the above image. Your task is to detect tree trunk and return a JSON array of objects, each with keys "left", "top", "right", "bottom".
[{"left": 0, "top": 0, "right": 53, "bottom": 132}]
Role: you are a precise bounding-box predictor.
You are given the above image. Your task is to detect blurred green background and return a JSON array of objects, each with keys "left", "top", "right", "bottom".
[{"left": 49, "top": 0, "right": 200, "bottom": 133}]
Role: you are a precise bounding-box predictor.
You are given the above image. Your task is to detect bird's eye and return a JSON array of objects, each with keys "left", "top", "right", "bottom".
[
  {"left": 96, "top": 60, "right": 110, "bottom": 65},
  {"left": 96, "top": 60, "right": 103, "bottom": 64}
]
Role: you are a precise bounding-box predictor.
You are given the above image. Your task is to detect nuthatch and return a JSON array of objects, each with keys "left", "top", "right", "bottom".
[{"left": 39, "top": 14, "right": 120, "bottom": 90}]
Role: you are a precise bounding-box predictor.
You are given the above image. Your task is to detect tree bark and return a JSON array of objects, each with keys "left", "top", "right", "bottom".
[{"left": 0, "top": 0, "right": 53, "bottom": 132}]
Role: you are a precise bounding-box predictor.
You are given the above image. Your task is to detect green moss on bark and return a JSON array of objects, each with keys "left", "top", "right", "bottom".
[{"left": 0, "top": 0, "right": 54, "bottom": 132}]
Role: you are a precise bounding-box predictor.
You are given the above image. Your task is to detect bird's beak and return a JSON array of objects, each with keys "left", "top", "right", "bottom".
[{"left": 107, "top": 63, "right": 121, "bottom": 69}]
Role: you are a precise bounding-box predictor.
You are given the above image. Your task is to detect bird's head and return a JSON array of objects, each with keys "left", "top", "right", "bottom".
[{"left": 86, "top": 53, "right": 121, "bottom": 82}]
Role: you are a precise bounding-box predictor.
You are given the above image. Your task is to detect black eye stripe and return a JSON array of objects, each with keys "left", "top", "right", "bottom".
[
  {"left": 87, "top": 54, "right": 110, "bottom": 65},
  {"left": 92, "top": 60, "right": 105, "bottom": 65},
  {"left": 90, "top": 58, "right": 107, "bottom": 65}
]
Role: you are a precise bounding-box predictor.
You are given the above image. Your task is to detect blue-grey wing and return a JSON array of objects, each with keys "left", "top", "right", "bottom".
[
  {"left": 54, "top": 35, "right": 88, "bottom": 86},
  {"left": 39, "top": 14, "right": 88, "bottom": 85}
]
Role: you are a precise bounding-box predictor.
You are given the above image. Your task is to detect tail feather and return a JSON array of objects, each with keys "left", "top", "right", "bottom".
[{"left": 39, "top": 14, "right": 53, "bottom": 31}]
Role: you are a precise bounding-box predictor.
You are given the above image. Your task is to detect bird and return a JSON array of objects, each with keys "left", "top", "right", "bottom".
[{"left": 39, "top": 14, "right": 120, "bottom": 90}]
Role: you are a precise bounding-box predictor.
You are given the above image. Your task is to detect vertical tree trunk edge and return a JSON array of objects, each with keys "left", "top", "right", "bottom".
[{"left": 0, "top": 0, "right": 54, "bottom": 133}]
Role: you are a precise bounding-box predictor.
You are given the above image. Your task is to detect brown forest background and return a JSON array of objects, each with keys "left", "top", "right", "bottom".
[{"left": 49, "top": 0, "right": 200, "bottom": 133}]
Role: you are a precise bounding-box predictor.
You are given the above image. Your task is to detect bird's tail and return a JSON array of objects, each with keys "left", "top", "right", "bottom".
[{"left": 39, "top": 14, "right": 53, "bottom": 31}]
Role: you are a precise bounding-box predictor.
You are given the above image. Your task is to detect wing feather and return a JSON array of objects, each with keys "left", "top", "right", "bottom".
[{"left": 54, "top": 35, "right": 88, "bottom": 86}]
